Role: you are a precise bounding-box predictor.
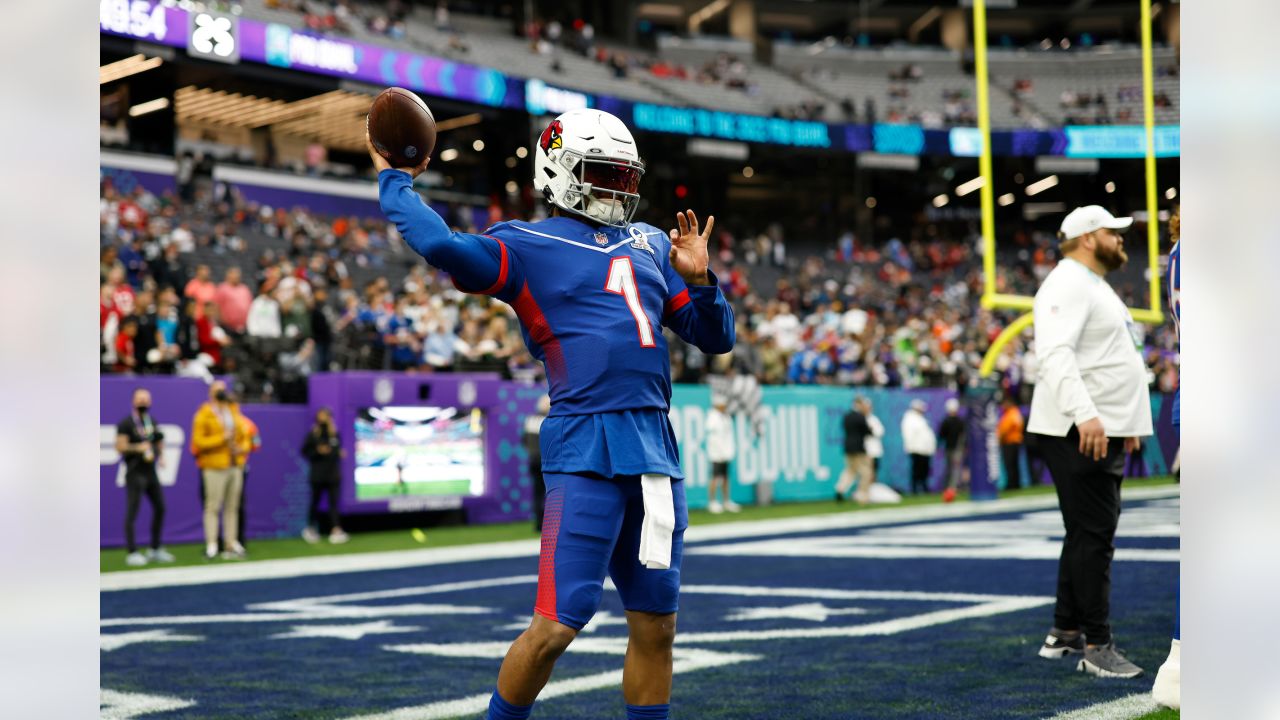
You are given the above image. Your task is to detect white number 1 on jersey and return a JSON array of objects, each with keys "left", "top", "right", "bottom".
[{"left": 605, "top": 257, "right": 656, "bottom": 348}]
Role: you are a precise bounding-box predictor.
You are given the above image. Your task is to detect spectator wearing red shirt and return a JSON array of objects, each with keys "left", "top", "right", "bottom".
[
  {"left": 214, "top": 267, "right": 253, "bottom": 335},
  {"left": 115, "top": 316, "right": 139, "bottom": 373},
  {"left": 196, "top": 301, "right": 231, "bottom": 369},
  {"left": 106, "top": 266, "right": 136, "bottom": 318},
  {"left": 184, "top": 264, "right": 217, "bottom": 314}
]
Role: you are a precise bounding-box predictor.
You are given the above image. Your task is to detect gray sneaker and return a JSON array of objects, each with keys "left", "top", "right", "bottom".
[
  {"left": 146, "top": 548, "right": 176, "bottom": 563},
  {"left": 125, "top": 552, "right": 148, "bottom": 567},
  {"left": 1039, "top": 628, "right": 1085, "bottom": 659},
  {"left": 1077, "top": 641, "right": 1144, "bottom": 678}
]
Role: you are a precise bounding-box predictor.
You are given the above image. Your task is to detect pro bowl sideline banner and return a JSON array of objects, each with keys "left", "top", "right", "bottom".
[
  {"left": 101, "top": 376, "right": 1180, "bottom": 547},
  {"left": 668, "top": 384, "right": 958, "bottom": 508},
  {"left": 668, "top": 385, "right": 1180, "bottom": 509}
]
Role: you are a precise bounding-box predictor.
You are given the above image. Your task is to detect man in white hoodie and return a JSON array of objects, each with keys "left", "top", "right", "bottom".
[
  {"left": 704, "top": 395, "right": 739, "bottom": 513},
  {"left": 901, "top": 399, "right": 937, "bottom": 495}
]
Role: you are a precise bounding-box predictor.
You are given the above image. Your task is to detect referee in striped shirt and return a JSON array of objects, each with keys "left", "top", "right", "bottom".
[{"left": 1029, "top": 205, "right": 1153, "bottom": 679}]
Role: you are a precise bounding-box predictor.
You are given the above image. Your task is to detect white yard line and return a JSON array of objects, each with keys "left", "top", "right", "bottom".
[
  {"left": 102, "top": 485, "right": 1180, "bottom": 592},
  {"left": 100, "top": 689, "right": 196, "bottom": 719},
  {"left": 1044, "top": 692, "right": 1160, "bottom": 720},
  {"left": 340, "top": 648, "right": 763, "bottom": 720}
]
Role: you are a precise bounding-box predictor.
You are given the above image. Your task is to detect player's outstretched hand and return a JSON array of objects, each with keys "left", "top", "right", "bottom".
[
  {"left": 669, "top": 209, "right": 714, "bottom": 286},
  {"left": 366, "top": 127, "right": 429, "bottom": 178}
]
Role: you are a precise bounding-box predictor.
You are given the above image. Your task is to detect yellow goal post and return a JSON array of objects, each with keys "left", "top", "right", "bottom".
[{"left": 971, "top": 0, "right": 1166, "bottom": 377}]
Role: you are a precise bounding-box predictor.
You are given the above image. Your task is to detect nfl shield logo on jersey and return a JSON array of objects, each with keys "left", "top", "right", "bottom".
[{"left": 594, "top": 232, "right": 609, "bottom": 246}]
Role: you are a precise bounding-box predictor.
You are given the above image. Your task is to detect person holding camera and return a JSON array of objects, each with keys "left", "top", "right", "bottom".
[
  {"left": 115, "top": 388, "right": 175, "bottom": 567},
  {"left": 301, "top": 407, "right": 348, "bottom": 544}
]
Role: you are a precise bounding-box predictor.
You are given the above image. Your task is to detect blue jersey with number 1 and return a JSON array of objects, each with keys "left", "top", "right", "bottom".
[
  {"left": 1169, "top": 240, "right": 1180, "bottom": 426},
  {"left": 378, "top": 170, "right": 735, "bottom": 479}
]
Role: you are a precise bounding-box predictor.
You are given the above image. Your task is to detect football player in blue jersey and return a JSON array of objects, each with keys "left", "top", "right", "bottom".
[
  {"left": 1152, "top": 206, "right": 1180, "bottom": 710},
  {"left": 368, "top": 108, "right": 735, "bottom": 720}
]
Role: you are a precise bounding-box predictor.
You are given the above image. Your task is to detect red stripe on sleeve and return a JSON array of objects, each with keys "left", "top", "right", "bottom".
[
  {"left": 450, "top": 236, "right": 509, "bottom": 296},
  {"left": 663, "top": 289, "right": 691, "bottom": 317},
  {"left": 479, "top": 236, "right": 509, "bottom": 296}
]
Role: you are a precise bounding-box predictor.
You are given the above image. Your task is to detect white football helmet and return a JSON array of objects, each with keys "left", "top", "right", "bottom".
[{"left": 533, "top": 109, "right": 644, "bottom": 227}]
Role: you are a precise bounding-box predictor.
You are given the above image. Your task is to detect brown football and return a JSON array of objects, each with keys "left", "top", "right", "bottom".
[{"left": 368, "top": 87, "right": 437, "bottom": 168}]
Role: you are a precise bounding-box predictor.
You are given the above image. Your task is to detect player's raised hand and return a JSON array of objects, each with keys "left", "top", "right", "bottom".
[
  {"left": 669, "top": 209, "right": 714, "bottom": 286},
  {"left": 366, "top": 128, "right": 429, "bottom": 178}
]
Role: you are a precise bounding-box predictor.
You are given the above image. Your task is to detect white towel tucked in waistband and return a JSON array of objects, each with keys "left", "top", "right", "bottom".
[{"left": 638, "top": 473, "right": 675, "bottom": 570}]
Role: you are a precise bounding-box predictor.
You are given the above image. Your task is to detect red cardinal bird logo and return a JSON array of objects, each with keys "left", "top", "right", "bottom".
[{"left": 539, "top": 119, "right": 563, "bottom": 155}]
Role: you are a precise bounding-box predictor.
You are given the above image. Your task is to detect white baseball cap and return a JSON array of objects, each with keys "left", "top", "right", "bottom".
[{"left": 1059, "top": 205, "right": 1133, "bottom": 240}]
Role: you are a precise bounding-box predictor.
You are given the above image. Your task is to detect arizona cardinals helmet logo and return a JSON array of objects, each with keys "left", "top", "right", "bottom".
[{"left": 539, "top": 119, "right": 563, "bottom": 154}]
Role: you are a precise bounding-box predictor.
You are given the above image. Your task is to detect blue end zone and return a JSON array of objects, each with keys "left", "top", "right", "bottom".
[{"left": 101, "top": 493, "right": 1179, "bottom": 719}]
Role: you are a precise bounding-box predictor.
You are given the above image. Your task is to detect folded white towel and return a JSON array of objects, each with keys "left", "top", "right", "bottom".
[{"left": 638, "top": 474, "right": 675, "bottom": 570}]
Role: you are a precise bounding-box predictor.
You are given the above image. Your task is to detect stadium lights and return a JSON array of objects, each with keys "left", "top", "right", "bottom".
[
  {"left": 1105, "top": 181, "right": 1117, "bottom": 193},
  {"left": 128, "top": 97, "right": 171, "bottom": 117},
  {"left": 689, "top": 0, "right": 732, "bottom": 30},
  {"left": 955, "top": 176, "right": 985, "bottom": 197},
  {"left": 998, "top": 193, "right": 1015, "bottom": 207},
  {"left": 100, "top": 54, "right": 163, "bottom": 85},
  {"left": 472, "top": 139, "right": 485, "bottom": 152},
  {"left": 1025, "top": 175, "right": 1059, "bottom": 196},
  {"left": 1166, "top": 187, "right": 1178, "bottom": 199},
  {"left": 433, "top": 113, "right": 483, "bottom": 132},
  {"left": 440, "top": 148, "right": 459, "bottom": 162},
  {"left": 516, "top": 146, "right": 528, "bottom": 159},
  {"left": 932, "top": 194, "right": 949, "bottom": 208}
]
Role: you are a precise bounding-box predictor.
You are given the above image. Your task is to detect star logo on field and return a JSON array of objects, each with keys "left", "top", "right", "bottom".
[
  {"left": 101, "top": 629, "right": 203, "bottom": 652},
  {"left": 270, "top": 620, "right": 422, "bottom": 641},
  {"left": 724, "top": 603, "right": 869, "bottom": 623}
]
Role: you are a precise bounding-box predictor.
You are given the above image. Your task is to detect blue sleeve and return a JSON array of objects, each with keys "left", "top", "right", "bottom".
[
  {"left": 378, "top": 170, "right": 523, "bottom": 300},
  {"left": 660, "top": 248, "right": 736, "bottom": 355}
]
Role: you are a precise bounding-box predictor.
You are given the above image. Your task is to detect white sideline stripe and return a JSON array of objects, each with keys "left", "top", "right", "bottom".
[
  {"left": 100, "top": 603, "right": 493, "bottom": 628},
  {"left": 341, "top": 648, "right": 762, "bottom": 720},
  {"left": 681, "top": 584, "right": 1031, "bottom": 604},
  {"left": 101, "top": 486, "right": 1180, "bottom": 592},
  {"left": 676, "top": 596, "right": 1053, "bottom": 644},
  {"left": 100, "top": 689, "right": 196, "bottom": 719},
  {"left": 1043, "top": 692, "right": 1158, "bottom": 720},
  {"left": 100, "top": 539, "right": 540, "bottom": 592}
]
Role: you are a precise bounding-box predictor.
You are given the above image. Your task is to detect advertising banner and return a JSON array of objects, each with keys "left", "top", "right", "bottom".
[
  {"left": 668, "top": 384, "right": 957, "bottom": 508},
  {"left": 101, "top": 375, "right": 1180, "bottom": 546}
]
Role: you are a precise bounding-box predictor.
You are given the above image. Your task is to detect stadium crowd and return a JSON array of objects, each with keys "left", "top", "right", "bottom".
[{"left": 99, "top": 174, "right": 1179, "bottom": 404}]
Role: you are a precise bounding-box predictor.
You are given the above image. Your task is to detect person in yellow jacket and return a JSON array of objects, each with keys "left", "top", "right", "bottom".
[
  {"left": 190, "top": 380, "right": 250, "bottom": 560},
  {"left": 231, "top": 396, "right": 262, "bottom": 552}
]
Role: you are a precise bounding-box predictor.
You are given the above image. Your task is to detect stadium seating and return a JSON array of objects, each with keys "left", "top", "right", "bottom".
[{"left": 239, "top": 1, "right": 1179, "bottom": 128}]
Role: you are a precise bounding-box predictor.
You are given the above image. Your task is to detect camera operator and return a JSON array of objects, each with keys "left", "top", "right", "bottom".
[
  {"left": 115, "top": 388, "right": 174, "bottom": 567},
  {"left": 301, "top": 407, "right": 348, "bottom": 544}
]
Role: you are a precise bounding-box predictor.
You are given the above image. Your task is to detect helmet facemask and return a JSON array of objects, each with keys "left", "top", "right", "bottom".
[{"left": 564, "top": 152, "right": 644, "bottom": 227}]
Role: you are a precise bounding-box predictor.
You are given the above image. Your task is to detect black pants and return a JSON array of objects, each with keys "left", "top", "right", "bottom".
[
  {"left": 310, "top": 482, "right": 341, "bottom": 531},
  {"left": 1002, "top": 443, "right": 1023, "bottom": 490},
  {"left": 1025, "top": 435, "right": 1048, "bottom": 487},
  {"left": 125, "top": 471, "right": 165, "bottom": 553},
  {"left": 1036, "top": 429, "right": 1125, "bottom": 645},
  {"left": 910, "top": 454, "right": 931, "bottom": 494}
]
